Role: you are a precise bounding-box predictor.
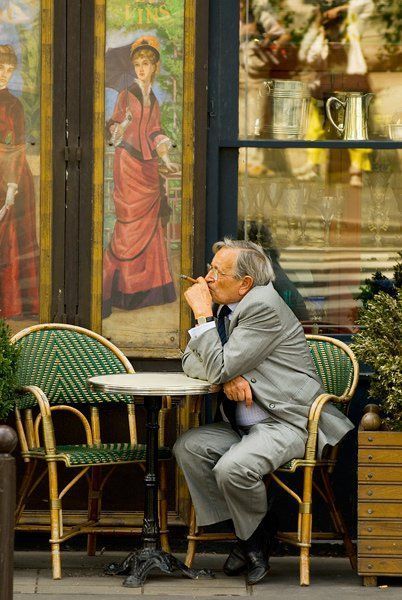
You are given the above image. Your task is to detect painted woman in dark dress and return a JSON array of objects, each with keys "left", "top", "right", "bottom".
[
  {"left": 0, "top": 44, "right": 39, "bottom": 318},
  {"left": 103, "top": 37, "right": 177, "bottom": 318}
]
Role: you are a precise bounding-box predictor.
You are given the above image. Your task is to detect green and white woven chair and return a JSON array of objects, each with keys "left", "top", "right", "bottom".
[
  {"left": 184, "top": 334, "right": 359, "bottom": 586},
  {"left": 12, "top": 323, "right": 172, "bottom": 579}
]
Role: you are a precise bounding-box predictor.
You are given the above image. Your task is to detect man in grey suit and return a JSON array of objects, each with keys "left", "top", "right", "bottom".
[{"left": 173, "top": 238, "right": 354, "bottom": 585}]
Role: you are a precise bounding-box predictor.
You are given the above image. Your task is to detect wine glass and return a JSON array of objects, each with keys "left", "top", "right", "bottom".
[{"left": 320, "top": 195, "right": 337, "bottom": 246}]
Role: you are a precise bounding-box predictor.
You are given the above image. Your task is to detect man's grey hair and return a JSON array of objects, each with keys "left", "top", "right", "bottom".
[{"left": 212, "top": 237, "right": 275, "bottom": 286}]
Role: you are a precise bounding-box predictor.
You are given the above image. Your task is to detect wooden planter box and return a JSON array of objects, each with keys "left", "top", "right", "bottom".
[{"left": 358, "top": 431, "right": 402, "bottom": 586}]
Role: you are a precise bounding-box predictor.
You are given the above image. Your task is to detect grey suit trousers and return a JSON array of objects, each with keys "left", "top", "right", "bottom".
[{"left": 173, "top": 419, "right": 306, "bottom": 540}]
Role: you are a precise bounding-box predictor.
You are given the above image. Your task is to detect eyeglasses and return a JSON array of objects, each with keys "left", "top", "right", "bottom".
[{"left": 206, "top": 263, "right": 233, "bottom": 281}]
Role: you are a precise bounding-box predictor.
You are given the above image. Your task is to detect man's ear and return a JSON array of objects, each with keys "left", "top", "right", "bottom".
[{"left": 238, "top": 276, "right": 254, "bottom": 297}]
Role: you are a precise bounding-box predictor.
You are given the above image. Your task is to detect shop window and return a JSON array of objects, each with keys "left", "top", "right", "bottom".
[
  {"left": 239, "top": 147, "right": 401, "bottom": 333},
  {"left": 239, "top": 0, "right": 402, "bottom": 146},
  {"left": 233, "top": 1, "right": 402, "bottom": 334}
]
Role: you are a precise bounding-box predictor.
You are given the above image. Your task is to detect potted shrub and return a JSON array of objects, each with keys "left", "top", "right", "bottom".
[
  {"left": 0, "top": 319, "right": 20, "bottom": 422},
  {"left": 352, "top": 254, "right": 402, "bottom": 430},
  {"left": 351, "top": 259, "right": 402, "bottom": 585}
]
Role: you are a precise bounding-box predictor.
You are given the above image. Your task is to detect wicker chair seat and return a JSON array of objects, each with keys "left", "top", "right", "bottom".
[{"left": 23, "top": 442, "right": 172, "bottom": 467}]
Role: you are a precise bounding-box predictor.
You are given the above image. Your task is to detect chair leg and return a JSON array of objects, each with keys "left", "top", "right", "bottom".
[
  {"left": 15, "top": 460, "right": 37, "bottom": 524},
  {"left": 87, "top": 467, "right": 102, "bottom": 556},
  {"left": 47, "top": 462, "right": 62, "bottom": 580},
  {"left": 159, "top": 461, "right": 170, "bottom": 553},
  {"left": 185, "top": 503, "right": 198, "bottom": 568},
  {"left": 299, "top": 466, "right": 314, "bottom": 586},
  {"left": 320, "top": 469, "right": 357, "bottom": 571},
  {"left": 300, "top": 546, "right": 310, "bottom": 586}
]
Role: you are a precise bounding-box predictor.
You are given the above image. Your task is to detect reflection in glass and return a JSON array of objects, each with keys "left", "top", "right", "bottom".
[
  {"left": 240, "top": 0, "right": 402, "bottom": 146},
  {"left": 238, "top": 148, "right": 402, "bottom": 334}
]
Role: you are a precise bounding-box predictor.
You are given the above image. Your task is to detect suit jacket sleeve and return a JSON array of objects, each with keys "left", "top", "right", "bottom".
[{"left": 182, "top": 298, "right": 284, "bottom": 384}]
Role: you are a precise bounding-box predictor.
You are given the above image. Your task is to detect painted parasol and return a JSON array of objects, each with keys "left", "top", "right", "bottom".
[{"left": 105, "top": 43, "right": 135, "bottom": 92}]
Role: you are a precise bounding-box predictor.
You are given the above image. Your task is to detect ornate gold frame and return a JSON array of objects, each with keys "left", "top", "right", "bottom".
[{"left": 90, "top": 0, "right": 195, "bottom": 359}]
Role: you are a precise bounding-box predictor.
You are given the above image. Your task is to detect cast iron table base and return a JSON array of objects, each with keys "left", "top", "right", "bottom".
[
  {"left": 105, "top": 548, "right": 213, "bottom": 587},
  {"left": 102, "top": 394, "right": 214, "bottom": 587}
]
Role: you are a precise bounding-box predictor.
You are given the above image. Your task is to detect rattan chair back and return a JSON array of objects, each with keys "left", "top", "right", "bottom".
[
  {"left": 306, "top": 334, "right": 359, "bottom": 408},
  {"left": 12, "top": 324, "right": 134, "bottom": 408}
]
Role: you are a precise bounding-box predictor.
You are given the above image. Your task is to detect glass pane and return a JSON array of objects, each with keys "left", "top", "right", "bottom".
[
  {"left": 0, "top": 3, "right": 41, "bottom": 329},
  {"left": 238, "top": 147, "right": 402, "bottom": 333},
  {"left": 102, "top": 0, "right": 184, "bottom": 354},
  {"left": 239, "top": 1, "right": 402, "bottom": 145}
]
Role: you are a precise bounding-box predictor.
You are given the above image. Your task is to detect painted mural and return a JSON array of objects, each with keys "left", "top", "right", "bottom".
[
  {"left": 102, "top": 0, "right": 184, "bottom": 354},
  {"left": 0, "top": 1, "right": 40, "bottom": 324}
]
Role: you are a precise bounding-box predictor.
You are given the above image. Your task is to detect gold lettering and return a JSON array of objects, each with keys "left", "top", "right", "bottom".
[
  {"left": 125, "top": 4, "right": 132, "bottom": 21},
  {"left": 159, "top": 6, "right": 171, "bottom": 19},
  {"left": 137, "top": 7, "right": 144, "bottom": 24},
  {"left": 145, "top": 7, "right": 159, "bottom": 23},
  {"left": 123, "top": 2, "right": 171, "bottom": 24}
]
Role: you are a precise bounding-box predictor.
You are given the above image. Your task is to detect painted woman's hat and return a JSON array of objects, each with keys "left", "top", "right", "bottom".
[{"left": 130, "top": 36, "right": 160, "bottom": 61}]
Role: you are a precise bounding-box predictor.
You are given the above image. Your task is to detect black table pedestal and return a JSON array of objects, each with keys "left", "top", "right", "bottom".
[
  {"left": 105, "top": 395, "right": 214, "bottom": 587},
  {"left": 105, "top": 547, "right": 213, "bottom": 587}
]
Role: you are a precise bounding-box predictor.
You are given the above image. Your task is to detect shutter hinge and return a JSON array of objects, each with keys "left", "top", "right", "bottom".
[{"left": 64, "top": 143, "right": 81, "bottom": 164}]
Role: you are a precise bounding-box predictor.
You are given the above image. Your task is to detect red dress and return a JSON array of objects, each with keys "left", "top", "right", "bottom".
[
  {"left": 103, "top": 82, "right": 176, "bottom": 317},
  {"left": 0, "top": 88, "right": 39, "bottom": 318}
]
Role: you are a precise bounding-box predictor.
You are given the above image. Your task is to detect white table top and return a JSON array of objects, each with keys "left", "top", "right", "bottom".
[{"left": 88, "top": 372, "right": 215, "bottom": 396}]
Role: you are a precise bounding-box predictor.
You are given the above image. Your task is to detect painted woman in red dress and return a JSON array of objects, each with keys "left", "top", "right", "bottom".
[
  {"left": 103, "top": 37, "right": 178, "bottom": 318},
  {"left": 0, "top": 44, "right": 39, "bottom": 318}
]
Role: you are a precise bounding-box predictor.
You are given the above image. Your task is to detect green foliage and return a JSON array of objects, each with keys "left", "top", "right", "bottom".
[
  {"left": 0, "top": 320, "right": 20, "bottom": 421},
  {"left": 351, "top": 292, "right": 402, "bottom": 431},
  {"left": 394, "top": 252, "right": 402, "bottom": 289},
  {"left": 357, "top": 252, "right": 402, "bottom": 309}
]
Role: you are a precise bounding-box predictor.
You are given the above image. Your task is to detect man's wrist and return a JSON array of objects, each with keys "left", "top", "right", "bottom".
[
  {"left": 193, "top": 309, "right": 213, "bottom": 320},
  {"left": 196, "top": 315, "right": 214, "bottom": 325}
]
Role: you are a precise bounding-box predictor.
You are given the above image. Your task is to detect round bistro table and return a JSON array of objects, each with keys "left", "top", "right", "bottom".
[{"left": 88, "top": 372, "right": 214, "bottom": 588}]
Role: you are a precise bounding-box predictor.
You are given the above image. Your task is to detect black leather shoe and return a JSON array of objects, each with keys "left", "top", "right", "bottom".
[
  {"left": 240, "top": 518, "right": 271, "bottom": 585},
  {"left": 223, "top": 543, "right": 247, "bottom": 576},
  {"left": 245, "top": 549, "right": 270, "bottom": 585}
]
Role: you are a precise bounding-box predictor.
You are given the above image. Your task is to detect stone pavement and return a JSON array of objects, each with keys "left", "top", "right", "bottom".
[{"left": 13, "top": 551, "right": 401, "bottom": 600}]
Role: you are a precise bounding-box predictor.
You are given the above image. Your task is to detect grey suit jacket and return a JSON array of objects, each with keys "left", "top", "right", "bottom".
[{"left": 182, "top": 282, "right": 354, "bottom": 457}]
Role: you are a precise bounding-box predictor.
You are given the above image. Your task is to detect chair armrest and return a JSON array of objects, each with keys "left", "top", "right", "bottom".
[
  {"left": 20, "top": 385, "right": 56, "bottom": 453},
  {"left": 304, "top": 393, "right": 342, "bottom": 460},
  {"left": 20, "top": 385, "right": 52, "bottom": 416}
]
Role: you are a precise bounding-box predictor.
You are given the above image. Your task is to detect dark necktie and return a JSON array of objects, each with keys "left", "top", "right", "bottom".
[{"left": 217, "top": 305, "right": 239, "bottom": 434}]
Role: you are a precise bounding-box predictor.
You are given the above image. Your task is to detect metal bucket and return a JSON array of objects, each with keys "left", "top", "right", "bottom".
[{"left": 258, "top": 79, "right": 311, "bottom": 140}]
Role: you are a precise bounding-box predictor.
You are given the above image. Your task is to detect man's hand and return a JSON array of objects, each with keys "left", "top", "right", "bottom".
[
  {"left": 184, "top": 277, "right": 213, "bottom": 320},
  {"left": 223, "top": 376, "right": 253, "bottom": 408}
]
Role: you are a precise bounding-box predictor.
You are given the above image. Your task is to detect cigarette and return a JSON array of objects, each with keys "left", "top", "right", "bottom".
[{"left": 180, "top": 274, "right": 197, "bottom": 283}]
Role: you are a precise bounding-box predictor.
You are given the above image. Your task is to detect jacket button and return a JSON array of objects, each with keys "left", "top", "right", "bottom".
[
  {"left": 199, "top": 358, "right": 203, "bottom": 362},
  {"left": 269, "top": 403, "right": 275, "bottom": 409},
  {"left": 250, "top": 378, "right": 256, "bottom": 383}
]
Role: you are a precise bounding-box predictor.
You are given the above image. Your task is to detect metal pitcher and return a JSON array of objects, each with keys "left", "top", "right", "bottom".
[
  {"left": 325, "top": 92, "right": 374, "bottom": 140},
  {"left": 258, "top": 79, "right": 311, "bottom": 140}
]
